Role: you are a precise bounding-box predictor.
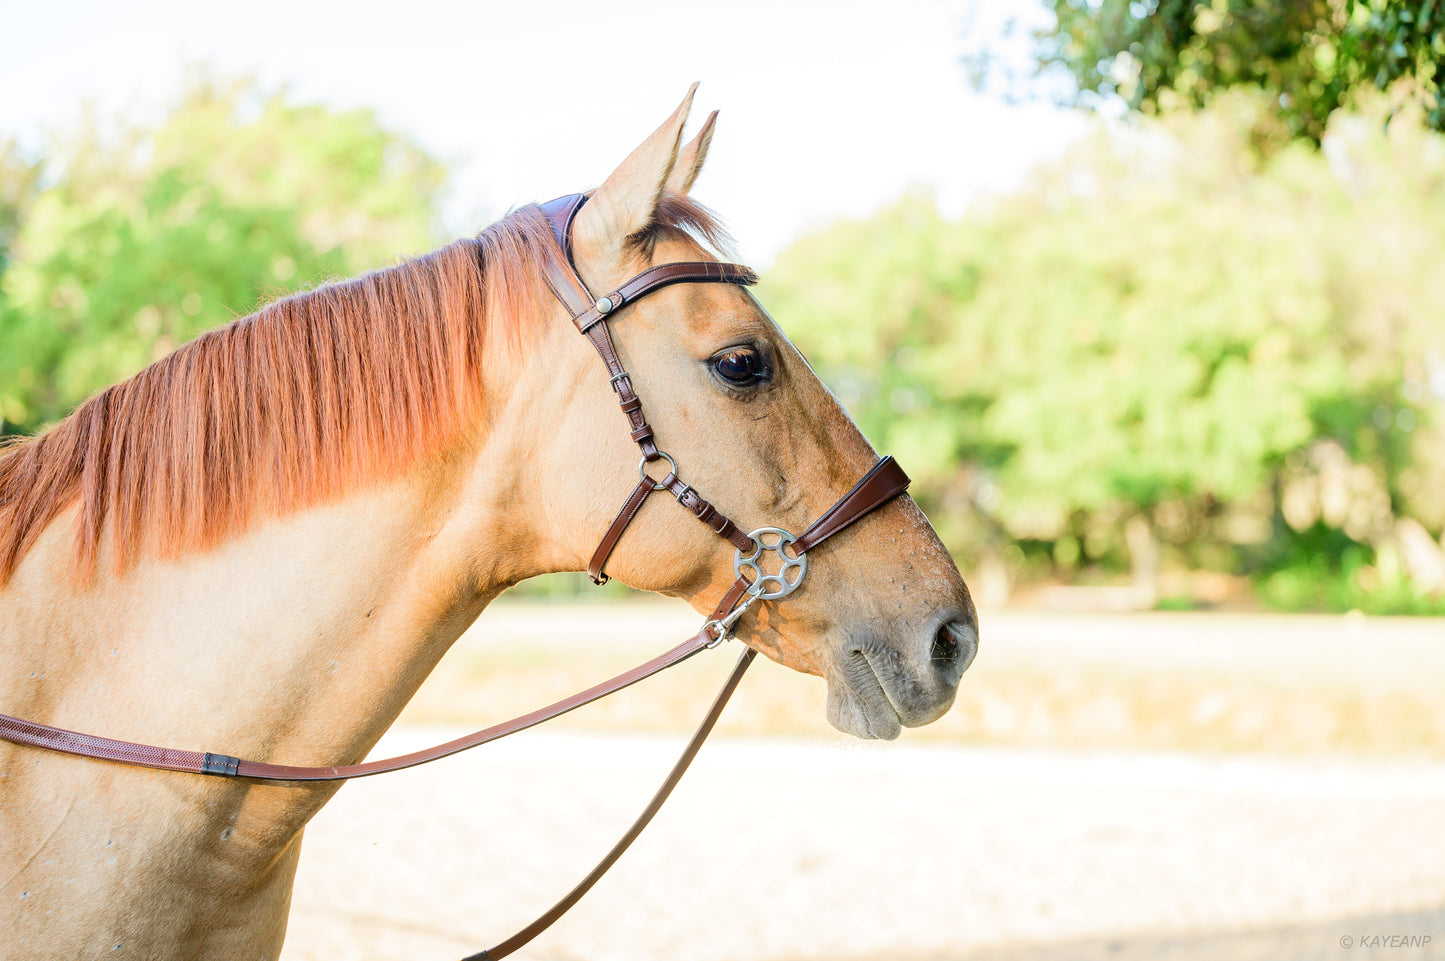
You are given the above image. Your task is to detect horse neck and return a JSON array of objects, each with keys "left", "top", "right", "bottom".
[
  {"left": 0, "top": 449, "right": 555, "bottom": 955},
  {"left": 0, "top": 333, "right": 577, "bottom": 842}
]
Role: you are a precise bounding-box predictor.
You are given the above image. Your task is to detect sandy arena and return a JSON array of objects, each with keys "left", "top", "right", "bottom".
[{"left": 278, "top": 606, "right": 1445, "bottom": 961}]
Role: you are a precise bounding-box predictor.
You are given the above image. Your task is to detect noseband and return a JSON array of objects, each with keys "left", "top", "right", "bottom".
[{"left": 0, "top": 194, "right": 912, "bottom": 961}]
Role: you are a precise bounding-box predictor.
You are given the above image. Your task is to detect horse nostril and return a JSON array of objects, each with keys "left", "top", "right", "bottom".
[
  {"left": 931, "top": 623, "right": 958, "bottom": 661},
  {"left": 930, "top": 618, "right": 978, "bottom": 674}
]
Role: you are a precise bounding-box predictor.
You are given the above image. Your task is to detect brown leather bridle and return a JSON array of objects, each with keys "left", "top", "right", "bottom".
[{"left": 0, "top": 194, "right": 912, "bottom": 961}]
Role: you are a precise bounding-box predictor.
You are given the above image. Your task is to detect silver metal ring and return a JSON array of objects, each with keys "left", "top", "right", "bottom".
[
  {"left": 734, "top": 527, "right": 807, "bottom": 601},
  {"left": 638, "top": 451, "right": 678, "bottom": 491}
]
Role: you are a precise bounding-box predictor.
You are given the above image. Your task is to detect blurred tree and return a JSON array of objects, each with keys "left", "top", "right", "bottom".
[
  {"left": 147, "top": 77, "right": 444, "bottom": 267},
  {"left": 0, "top": 139, "right": 43, "bottom": 280},
  {"left": 0, "top": 168, "right": 337, "bottom": 433},
  {"left": 761, "top": 91, "right": 1445, "bottom": 610},
  {"left": 0, "top": 78, "right": 446, "bottom": 436},
  {"left": 974, "top": 0, "right": 1445, "bottom": 145}
]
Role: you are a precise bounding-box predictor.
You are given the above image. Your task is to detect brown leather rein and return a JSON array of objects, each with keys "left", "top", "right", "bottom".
[{"left": 0, "top": 194, "right": 911, "bottom": 960}]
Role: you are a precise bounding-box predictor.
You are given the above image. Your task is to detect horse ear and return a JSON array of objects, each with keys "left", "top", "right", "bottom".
[
  {"left": 573, "top": 84, "right": 697, "bottom": 274},
  {"left": 665, "top": 110, "right": 717, "bottom": 196}
]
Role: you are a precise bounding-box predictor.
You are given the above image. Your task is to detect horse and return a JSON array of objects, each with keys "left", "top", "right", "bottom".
[{"left": 0, "top": 87, "right": 977, "bottom": 960}]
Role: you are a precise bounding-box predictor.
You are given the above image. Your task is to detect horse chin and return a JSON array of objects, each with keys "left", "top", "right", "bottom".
[
  {"left": 825, "top": 657, "right": 904, "bottom": 741},
  {"left": 823, "top": 634, "right": 971, "bottom": 740}
]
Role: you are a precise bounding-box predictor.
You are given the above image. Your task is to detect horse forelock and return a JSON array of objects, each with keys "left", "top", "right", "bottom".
[
  {"left": 0, "top": 206, "right": 562, "bottom": 587},
  {"left": 637, "top": 193, "right": 737, "bottom": 260}
]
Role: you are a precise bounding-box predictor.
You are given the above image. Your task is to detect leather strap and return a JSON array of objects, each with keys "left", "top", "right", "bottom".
[
  {"left": 588, "top": 477, "right": 656, "bottom": 585},
  {"left": 794, "top": 456, "right": 910, "bottom": 555},
  {"left": 0, "top": 630, "right": 716, "bottom": 782},
  {"left": 569, "top": 261, "right": 759, "bottom": 334},
  {"left": 664, "top": 473, "right": 755, "bottom": 552},
  {"left": 466, "top": 646, "right": 757, "bottom": 961},
  {"left": 540, "top": 253, "right": 594, "bottom": 320},
  {"left": 707, "top": 576, "right": 754, "bottom": 626},
  {"left": 0, "top": 713, "right": 224, "bottom": 777},
  {"left": 539, "top": 193, "right": 587, "bottom": 262},
  {"left": 536, "top": 195, "right": 757, "bottom": 333},
  {"left": 582, "top": 321, "right": 660, "bottom": 459},
  {"left": 587, "top": 471, "right": 753, "bottom": 586}
]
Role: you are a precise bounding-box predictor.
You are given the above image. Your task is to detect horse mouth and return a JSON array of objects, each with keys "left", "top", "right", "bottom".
[
  {"left": 825, "top": 625, "right": 972, "bottom": 740},
  {"left": 827, "top": 652, "right": 905, "bottom": 740}
]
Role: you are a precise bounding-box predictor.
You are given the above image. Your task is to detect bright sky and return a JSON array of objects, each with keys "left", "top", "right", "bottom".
[{"left": 1, "top": 0, "right": 1084, "bottom": 266}]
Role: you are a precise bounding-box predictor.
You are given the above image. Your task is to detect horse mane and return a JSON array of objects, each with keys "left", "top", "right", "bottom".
[{"left": 0, "top": 195, "right": 731, "bottom": 587}]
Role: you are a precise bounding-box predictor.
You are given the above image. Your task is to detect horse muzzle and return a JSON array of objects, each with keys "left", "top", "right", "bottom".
[{"left": 826, "top": 609, "right": 978, "bottom": 740}]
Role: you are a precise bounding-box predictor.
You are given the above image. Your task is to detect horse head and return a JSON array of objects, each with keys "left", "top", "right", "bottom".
[{"left": 501, "top": 87, "right": 978, "bottom": 739}]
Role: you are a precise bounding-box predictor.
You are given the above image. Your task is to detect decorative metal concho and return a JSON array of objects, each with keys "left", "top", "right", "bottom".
[{"left": 734, "top": 527, "right": 808, "bottom": 600}]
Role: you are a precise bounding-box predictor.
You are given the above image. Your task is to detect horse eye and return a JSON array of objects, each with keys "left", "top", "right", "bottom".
[{"left": 714, "top": 347, "right": 764, "bottom": 385}]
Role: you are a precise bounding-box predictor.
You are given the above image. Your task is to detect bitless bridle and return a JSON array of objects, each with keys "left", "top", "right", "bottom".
[{"left": 0, "top": 194, "right": 913, "bottom": 960}]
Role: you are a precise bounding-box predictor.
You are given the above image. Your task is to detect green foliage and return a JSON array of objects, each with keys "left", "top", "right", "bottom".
[
  {"left": 0, "top": 139, "right": 43, "bottom": 281},
  {"left": 0, "top": 78, "right": 445, "bottom": 436},
  {"left": 1258, "top": 541, "right": 1445, "bottom": 615},
  {"left": 761, "top": 92, "right": 1445, "bottom": 609},
  {"left": 1, "top": 168, "right": 336, "bottom": 430},
  {"left": 1008, "top": 0, "right": 1445, "bottom": 143},
  {"left": 147, "top": 79, "right": 444, "bottom": 267}
]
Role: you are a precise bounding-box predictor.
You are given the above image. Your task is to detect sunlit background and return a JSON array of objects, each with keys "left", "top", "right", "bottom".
[{"left": 3, "top": 1, "right": 1444, "bottom": 959}]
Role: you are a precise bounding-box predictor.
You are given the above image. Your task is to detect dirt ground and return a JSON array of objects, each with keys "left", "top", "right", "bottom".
[{"left": 277, "top": 606, "right": 1445, "bottom": 961}]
